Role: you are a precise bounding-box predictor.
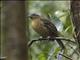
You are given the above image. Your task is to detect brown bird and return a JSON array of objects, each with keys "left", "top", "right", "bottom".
[{"left": 29, "top": 14, "right": 65, "bottom": 49}]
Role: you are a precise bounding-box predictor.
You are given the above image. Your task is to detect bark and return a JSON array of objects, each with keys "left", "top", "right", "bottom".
[
  {"left": 2, "top": 1, "right": 28, "bottom": 60},
  {"left": 71, "top": 1, "right": 80, "bottom": 52},
  {"left": 0, "top": 1, "right": 1, "bottom": 56},
  {"left": 0, "top": 1, "right": 6, "bottom": 60}
]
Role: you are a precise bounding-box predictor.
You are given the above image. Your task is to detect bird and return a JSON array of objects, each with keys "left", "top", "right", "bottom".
[{"left": 29, "top": 14, "right": 65, "bottom": 49}]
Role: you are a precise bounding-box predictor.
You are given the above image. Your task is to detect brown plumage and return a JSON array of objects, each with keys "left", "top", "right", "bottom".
[{"left": 30, "top": 14, "right": 65, "bottom": 49}]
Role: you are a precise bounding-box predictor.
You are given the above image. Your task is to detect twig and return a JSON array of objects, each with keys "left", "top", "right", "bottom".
[
  {"left": 59, "top": 53, "right": 73, "bottom": 60},
  {"left": 28, "top": 37, "right": 76, "bottom": 47},
  {"left": 28, "top": 39, "right": 47, "bottom": 47},
  {"left": 68, "top": 45, "right": 80, "bottom": 57}
]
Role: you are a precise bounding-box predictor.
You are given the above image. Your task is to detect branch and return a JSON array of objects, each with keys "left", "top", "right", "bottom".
[
  {"left": 68, "top": 45, "right": 80, "bottom": 56},
  {"left": 59, "top": 53, "right": 73, "bottom": 60},
  {"left": 28, "top": 37, "right": 76, "bottom": 47}
]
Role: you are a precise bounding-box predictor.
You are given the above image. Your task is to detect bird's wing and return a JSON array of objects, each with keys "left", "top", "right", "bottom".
[
  {"left": 41, "top": 18, "right": 58, "bottom": 37},
  {"left": 41, "top": 18, "right": 65, "bottom": 49}
]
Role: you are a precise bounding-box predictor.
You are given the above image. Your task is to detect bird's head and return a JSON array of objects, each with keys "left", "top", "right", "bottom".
[{"left": 29, "top": 14, "right": 40, "bottom": 20}]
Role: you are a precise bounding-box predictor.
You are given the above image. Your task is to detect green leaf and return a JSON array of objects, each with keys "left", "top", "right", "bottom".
[
  {"left": 63, "top": 13, "right": 73, "bottom": 34},
  {"left": 38, "top": 53, "right": 46, "bottom": 60},
  {"left": 53, "top": 47, "right": 61, "bottom": 58}
]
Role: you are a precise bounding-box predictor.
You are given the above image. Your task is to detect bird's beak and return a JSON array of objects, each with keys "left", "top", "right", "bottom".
[{"left": 28, "top": 15, "right": 32, "bottom": 20}]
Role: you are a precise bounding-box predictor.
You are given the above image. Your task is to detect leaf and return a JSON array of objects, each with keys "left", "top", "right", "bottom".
[
  {"left": 63, "top": 13, "right": 73, "bottom": 34},
  {"left": 38, "top": 53, "right": 46, "bottom": 60},
  {"left": 53, "top": 47, "right": 61, "bottom": 58}
]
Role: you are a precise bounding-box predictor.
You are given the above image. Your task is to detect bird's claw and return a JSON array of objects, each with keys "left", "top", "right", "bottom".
[{"left": 39, "top": 36, "right": 43, "bottom": 39}]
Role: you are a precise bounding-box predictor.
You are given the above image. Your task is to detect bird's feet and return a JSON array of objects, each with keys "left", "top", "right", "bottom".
[
  {"left": 47, "top": 36, "right": 51, "bottom": 39},
  {"left": 39, "top": 36, "right": 43, "bottom": 39}
]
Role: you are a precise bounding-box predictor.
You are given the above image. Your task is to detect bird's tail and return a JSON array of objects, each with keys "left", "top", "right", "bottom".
[{"left": 56, "top": 39, "right": 65, "bottom": 49}]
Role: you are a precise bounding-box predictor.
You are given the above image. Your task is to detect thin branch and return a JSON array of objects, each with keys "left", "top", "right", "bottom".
[
  {"left": 28, "top": 38, "right": 47, "bottom": 47},
  {"left": 28, "top": 37, "right": 76, "bottom": 47},
  {"left": 69, "top": 45, "right": 80, "bottom": 57},
  {"left": 50, "top": 37, "right": 76, "bottom": 44},
  {"left": 59, "top": 53, "right": 73, "bottom": 60}
]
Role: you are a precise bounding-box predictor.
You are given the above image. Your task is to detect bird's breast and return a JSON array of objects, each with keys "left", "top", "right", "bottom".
[{"left": 31, "top": 19, "right": 49, "bottom": 37}]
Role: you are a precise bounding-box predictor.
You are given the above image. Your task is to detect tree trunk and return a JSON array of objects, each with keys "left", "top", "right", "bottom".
[
  {"left": 0, "top": 1, "right": 6, "bottom": 60},
  {"left": 71, "top": 1, "right": 80, "bottom": 52},
  {"left": 2, "top": 1, "right": 28, "bottom": 60}
]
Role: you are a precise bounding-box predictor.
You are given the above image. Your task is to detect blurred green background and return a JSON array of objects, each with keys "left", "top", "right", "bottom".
[{"left": 28, "top": 1, "right": 79, "bottom": 60}]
